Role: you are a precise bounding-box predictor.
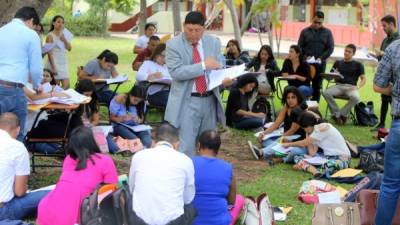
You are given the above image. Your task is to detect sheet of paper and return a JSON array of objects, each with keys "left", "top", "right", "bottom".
[
  {"left": 63, "top": 28, "right": 74, "bottom": 42},
  {"left": 208, "top": 64, "right": 247, "bottom": 90},
  {"left": 43, "top": 43, "right": 56, "bottom": 53},
  {"left": 306, "top": 100, "right": 319, "bottom": 108},
  {"left": 306, "top": 56, "right": 321, "bottom": 64},
  {"left": 331, "top": 168, "right": 362, "bottom": 178},
  {"left": 106, "top": 74, "right": 128, "bottom": 84},
  {"left": 272, "top": 143, "right": 294, "bottom": 155},
  {"left": 28, "top": 184, "right": 56, "bottom": 193},
  {"left": 318, "top": 191, "right": 341, "bottom": 204},
  {"left": 94, "top": 126, "right": 113, "bottom": 136},
  {"left": 117, "top": 123, "right": 152, "bottom": 132},
  {"left": 49, "top": 89, "right": 89, "bottom": 105},
  {"left": 303, "top": 156, "right": 328, "bottom": 165},
  {"left": 264, "top": 122, "right": 274, "bottom": 129}
]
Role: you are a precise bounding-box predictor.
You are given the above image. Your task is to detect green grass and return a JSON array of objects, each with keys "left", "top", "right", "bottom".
[{"left": 29, "top": 37, "right": 386, "bottom": 224}]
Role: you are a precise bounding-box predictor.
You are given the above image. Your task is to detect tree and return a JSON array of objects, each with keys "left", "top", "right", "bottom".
[
  {"left": 172, "top": 0, "right": 182, "bottom": 35},
  {"left": 85, "top": 0, "right": 136, "bottom": 36},
  {"left": 138, "top": 0, "right": 147, "bottom": 35},
  {"left": 223, "top": 0, "right": 242, "bottom": 48},
  {"left": 0, "top": 0, "right": 54, "bottom": 26}
]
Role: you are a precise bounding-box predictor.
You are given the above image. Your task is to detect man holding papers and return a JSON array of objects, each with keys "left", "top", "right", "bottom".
[{"left": 165, "top": 11, "right": 232, "bottom": 156}]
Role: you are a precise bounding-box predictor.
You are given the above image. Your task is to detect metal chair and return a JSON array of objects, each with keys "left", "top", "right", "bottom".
[{"left": 143, "top": 81, "right": 171, "bottom": 124}]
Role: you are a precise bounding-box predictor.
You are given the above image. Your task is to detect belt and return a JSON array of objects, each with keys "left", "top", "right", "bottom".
[
  {"left": 0, "top": 80, "right": 24, "bottom": 88},
  {"left": 191, "top": 91, "right": 213, "bottom": 97}
]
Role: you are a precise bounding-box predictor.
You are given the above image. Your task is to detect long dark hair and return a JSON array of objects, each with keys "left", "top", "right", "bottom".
[
  {"left": 281, "top": 86, "right": 304, "bottom": 106},
  {"left": 66, "top": 126, "right": 101, "bottom": 171},
  {"left": 226, "top": 39, "right": 241, "bottom": 59},
  {"left": 236, "top": 74, "right": 258, "bottom": 95},
  {"left": 43, "top": 68, "right": 57, "bottom": 85},
  {"left": 75, "top": 79, "right": 98, "bottom": 119},
  {"left": 49, "top": 15, "right": 64, "bottom": 32},
  {"left": 150, "top": 43, "right": 166, "bottom": 61},
  {"left": 255, "top": 45, "right": 275, "bottom": 62},
  {"left": 298, "top": 111, "right": 322, "bottom": 128},
  {"left": 289, "top": 44, "right": 305, "bottom": 62},
  {"left": 125, "top": 85, "right": 147, "bottom": 119}
]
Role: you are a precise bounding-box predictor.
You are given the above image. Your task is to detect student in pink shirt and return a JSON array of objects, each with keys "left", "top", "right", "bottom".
[{"left": 37, "top": 126, "right": 118, "bottom": 225}]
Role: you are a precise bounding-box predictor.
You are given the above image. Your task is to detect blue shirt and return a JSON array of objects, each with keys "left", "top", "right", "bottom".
[
  {"left": 109, "top": 97, "right": 138, "bottom": 125},
  {"left": 0, "top": 19, "right": 43, "bottom": 89}
]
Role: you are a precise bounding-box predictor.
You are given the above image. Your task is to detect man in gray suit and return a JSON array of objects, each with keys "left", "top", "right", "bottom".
[{"left": 165, "top": 11, "right": 231, "bottom": 156}]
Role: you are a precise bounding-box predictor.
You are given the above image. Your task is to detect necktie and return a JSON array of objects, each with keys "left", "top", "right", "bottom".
[{"left": 192, "top": 43, "right": 207, "bottom": 94}]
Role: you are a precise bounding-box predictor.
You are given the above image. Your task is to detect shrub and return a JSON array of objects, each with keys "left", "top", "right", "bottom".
[{"left": 42, "top": 14, "right": 106, "bottom": 37}]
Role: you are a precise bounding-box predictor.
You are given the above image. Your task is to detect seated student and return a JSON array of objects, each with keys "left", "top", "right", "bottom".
[
  {"left": 246, "top": 45, "right": 281, "bottom": 94},
  {"left": 225, "top": 39, "right": 251, "bottom": 66},
  {"left": 283, "top": 111, "right": 351, "bottom": 178},
  {"left": 132, "top": 35, "right": 160, "bottom": 71},
  {"left": 37, "top": 126, "right": 118, "bottom": 225},
  {"left": 0, "top": 113, "right": 49, "bottom": 221},
  {"left": 322, "top": 44, "right": 366, "bottom": 125},
  {"left": 79, "top": 49, "right": 119, "bottom": 104},
  {"left": 281, "top": 45, "right": 312, "bottom": 98},
  {"left": 133, "top": 23, "right": 157, "bottom": 54},
  {"left": 109, "top": 85, "right": 152, "bottom": 148},
  {"left": 129, "top": 123, "right": 196, "bottom": 225},
  {"left": 225, "top": 74, "right": 264, "bottom": 130},
  {"left": 192, "top": 130, "right": 238, "bottom": 225},
  {"left": 136, "top": 43, "right": 171, "bottom": 107},
  {"left": 248, "top": 86, "right": 306, "bottom": 164}
]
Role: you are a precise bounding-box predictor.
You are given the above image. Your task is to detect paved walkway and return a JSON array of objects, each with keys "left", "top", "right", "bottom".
[{"left": 111, "top": 31, "right": 377, "bottom": 64}]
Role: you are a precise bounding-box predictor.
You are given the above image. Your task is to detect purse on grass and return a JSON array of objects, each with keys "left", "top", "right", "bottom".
[
  {"left": 242, "top": 193, "right": 275, "bottom": 225},
  {"left": 311, "top": 203, "right": 361, "bottom": 225}
]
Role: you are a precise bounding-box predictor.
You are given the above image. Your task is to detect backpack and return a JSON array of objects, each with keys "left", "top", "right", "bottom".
[
  {"left": 80, "top": 182, "right": 133, "bottom": 225},
  {"left": 344, "top": 171, "right": 383, "bottom": 202},
  {"left": 251, "top": 96, "right": 272, "bottom": 123},
  {"left": 357, "top": 150, "right": 384, "bottom": 173},
  {"left": 242, "top": 193, "right": 275, "bottom": 225},
  {"left": 355, "top": 101, "right": 378, "bottom": 126}
]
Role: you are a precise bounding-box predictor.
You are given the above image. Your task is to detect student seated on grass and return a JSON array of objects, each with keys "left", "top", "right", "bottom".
[
  {"left": 136, "top": 43, "right": 171, "bottom": 107},
  {"left": 322, "top": 43, "right": 366, "bottom": 125},
  {"left": 248, "top": 86, "right": 306, "bottom": 164},
  {"left": 128, "top": 123, "right": 196, "bottom": 225},
  {"left": 109, "top": 85, "right": 152, "bottom": 148},
  {"left": 225, "top": 74, "right": 265, "bottom": 130},
  {"left": 132, "top": 35, "right": 160, "bottom": 71},
  {"left": 224, "top": 39, "right": 251, "bottom": 66},
  {"left": 282, "top": 111, "right": 351, "bottom": 178},
  {"left": 281, "top": 45, "right": 313, "bottom": 98},
  {"left": 78, "top": 49, "right": 119, "bottom": 104},
  {"left": 0, "top": 113, "right": 49, "bottom": 221},
  {"left": 246, "top": 44, "right": 281, "bottom": 94},
  {"left": 192, "top": 130, "right": 238, "bottom": 225},
  {"left": 37, "top": 126, "right": 118, "bottom": 225}
]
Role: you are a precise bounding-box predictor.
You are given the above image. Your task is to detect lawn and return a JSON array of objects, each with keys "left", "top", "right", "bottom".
[{"left": 30, "top": 36, "right": 386, "bottom": 225}]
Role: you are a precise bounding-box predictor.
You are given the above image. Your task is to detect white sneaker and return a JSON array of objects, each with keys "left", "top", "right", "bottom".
[
  {"left": 258, "top": 193, "right": 274, "bottom": 225},
  {"left": 247, "top": 140, "right": 261, "bottom": 160}
]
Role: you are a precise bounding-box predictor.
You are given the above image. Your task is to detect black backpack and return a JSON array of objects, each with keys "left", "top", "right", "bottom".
[
  {"left": 354, "top": 101, "right": 378, "bottom": 126},
  {"left": 344, "top": 171, "right": 383, "bottom": 202},
  {"left": 251, "top": 96, "right": 272, "bottom": 122},
  {"left": 357, "top": 150, "right": 384, "bottom": 173},
  {"left": 80, "top": 182, "right": 133, "bottom": 225}
]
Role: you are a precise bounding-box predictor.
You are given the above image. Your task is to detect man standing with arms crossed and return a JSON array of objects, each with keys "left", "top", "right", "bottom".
[
  {"left": 0, "top": 6, "right": 43, "bottom": 141},
  {"left": 165, "top": 11, "right": 231, "bottom": 156}
]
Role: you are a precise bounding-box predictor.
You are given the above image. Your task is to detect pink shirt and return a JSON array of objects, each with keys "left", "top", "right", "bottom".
[{"left": 37, "top": 153, "right": 118, "bottom": 225}]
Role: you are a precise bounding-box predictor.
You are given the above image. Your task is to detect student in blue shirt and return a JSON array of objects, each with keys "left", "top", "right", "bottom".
[
  {"left": 109, "top": 85, "right": 152, "bottom": 148},
  {"left": 0, "top": 7, "right": 43, "bottom": 141}
]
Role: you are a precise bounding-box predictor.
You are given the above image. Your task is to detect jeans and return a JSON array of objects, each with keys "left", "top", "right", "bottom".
[
  {"left": 261, "top": 137, "right": 307, "bottom": 163},
  {"left": 375, "top": 119, "right": 400, "bottom": 225},
  {"left": 113, "top": 124, "right": 152, "bottom": 148},
  {"left": 358, "top": 142, "right": 385, "bottom": 154},
  {"left": 233, "top": 117, "right": 263, "bottom": 130},
  {"left": 297, "top": 85, "right": 313, "bottom": 99},
  {"left": 0, "top": 191, "right": 49, "bottom": 220},
  {"left": 148, "top": 90, "right": 169, "bottom": 108},
  {"left": 106, "top": 133, "right": 120, "bottom": 153},
  {"left": 97, "top": 89, "right": 114, "bottom": 104},
  {"left": 0, "top": 86, "right": 27, "bottom": 141},
  {"left": 32, "top": 143, "right": 59, "bottom": 154}
]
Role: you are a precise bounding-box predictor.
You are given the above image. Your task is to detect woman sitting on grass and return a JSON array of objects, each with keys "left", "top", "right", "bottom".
[
  {"left": 282, "top": 111, "right": 351, "bottom": 178},
  {"left": 37, "top": 126, "right": 118, "bottom": 225},
  {"left": 225, "top": 74, "right": 265, "bottom": 130},
  {"left": 248, "top": 86, "right": 306, "bottom": 164}
]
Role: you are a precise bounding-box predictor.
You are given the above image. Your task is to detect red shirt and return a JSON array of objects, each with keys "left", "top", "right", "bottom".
[{"left": 132, "top": 48, "right": 152, "bottom": 69}]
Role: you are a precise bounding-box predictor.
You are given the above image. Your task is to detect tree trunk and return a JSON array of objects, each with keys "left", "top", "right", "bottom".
[
  {"left": 240, "top": 10, "right": 253, "bottom": 36},
  {"left": 172, "top": 0, "right": 181, "bottom": 35},
  {"left": 139, "top": 0, "right": 147, "bottom": 35},
  {"left": 0, "top": 0, "right": 54, "bottom": 27},
  {"left": 255, "top": 17, "right": 263, "bottom": 46},
  {"left": 101, "top": 6, "right": 108, "bottom": 37},
  {"left": 224, "top": 0, "right": 242, "bottom": 49}
]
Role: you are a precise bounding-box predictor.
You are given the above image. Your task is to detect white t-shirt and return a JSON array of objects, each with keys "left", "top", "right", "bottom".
[
  {"left": 135, "top": 35, "right": 149, "bottom": 49},
  {"left": 0, "top": 129, "right": 30, "bottom": 203},
  {"left": 310, "top": 123, "right": 350, "bottom": 156},
  {"left": 129, "top": 142, "right": 195, "bottom": 225},
  {"left": 136, "top": 60, "right": 171, "bottom": 95}
]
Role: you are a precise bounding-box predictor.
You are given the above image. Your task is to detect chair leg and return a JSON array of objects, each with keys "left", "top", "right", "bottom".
[{"left": 31, "top": 152, "right": 36, "bottom": 173}]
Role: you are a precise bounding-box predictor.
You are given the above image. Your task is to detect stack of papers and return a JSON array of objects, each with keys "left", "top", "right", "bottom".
[
  {"left": 29, "top": 89, "right": 90, "bottom": 105},
  {"left": 208, "top": 64, "right": 256, "bottom": 89},
  {"left": 98, "top": 74, "right": 129, "bottom": 84},
  {"left": 303, "top": 156, "right": 328, "bottom": 165},
  {"left": 41, "top": 82, "right": 63, "bottom": 93},
  {"left": 272, "top": 143, "right": 296, "bottom": 155}
]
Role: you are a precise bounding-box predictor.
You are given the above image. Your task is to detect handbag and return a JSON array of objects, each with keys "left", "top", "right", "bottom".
[
  {"left": 356, "top": 189, "right": 400, "bottom": 225},
  {"left": 242, "top": 193, "right": 275, "bottom": 225},
  {"left": 357, "top": 150, "right": 384, "bottom": 173},
  {"left": 311, "top": 203, "right": 361, "bottom": 225}
]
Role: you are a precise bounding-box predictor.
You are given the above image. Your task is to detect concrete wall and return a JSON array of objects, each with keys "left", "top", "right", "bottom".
[{"left": 147, "top": 11, "right": 189, "bottom": 33}]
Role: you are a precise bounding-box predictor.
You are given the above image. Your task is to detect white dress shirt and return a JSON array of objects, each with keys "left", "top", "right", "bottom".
[
  {"left": 136, "top": 60, "right": 172, "bottom": 95},
  {"left": 129, "top": 142, "right": 195, "bottom": 225},
  {"left": 0, "top": 129, "right": 30, "bottom": 203}
]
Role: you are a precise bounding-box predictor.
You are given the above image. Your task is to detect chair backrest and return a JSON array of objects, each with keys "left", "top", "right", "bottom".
[{"left": 309, "top": 64, "right": 316, "bottom": 79}]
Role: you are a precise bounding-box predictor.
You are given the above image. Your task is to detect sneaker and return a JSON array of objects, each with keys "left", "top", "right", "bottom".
[{"left": 247, "top": 140, "right": 261, "bottom": 160}]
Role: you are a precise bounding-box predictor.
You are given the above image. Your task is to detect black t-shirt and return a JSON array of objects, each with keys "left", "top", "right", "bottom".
[
  {"left": 331, "top": 60, "right": 365, "bottom": 86},
  {"left": 283, "top": 109, "right": 306, "bottom": 141},
  {"left": 281, "top": 59, "right": 311, "bottom": 87},
  {"left": 225, "top": 88, "right": 250, "bottom": 126}
]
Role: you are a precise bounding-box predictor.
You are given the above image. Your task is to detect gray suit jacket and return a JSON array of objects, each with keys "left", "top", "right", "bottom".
[{"left": 165, "top": 33, "right": 225, "bottom": 128}]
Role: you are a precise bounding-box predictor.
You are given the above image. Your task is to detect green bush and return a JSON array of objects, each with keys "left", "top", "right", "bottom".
[{"left": 42, "top": 14, "right": 105, "bottom": 37}]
